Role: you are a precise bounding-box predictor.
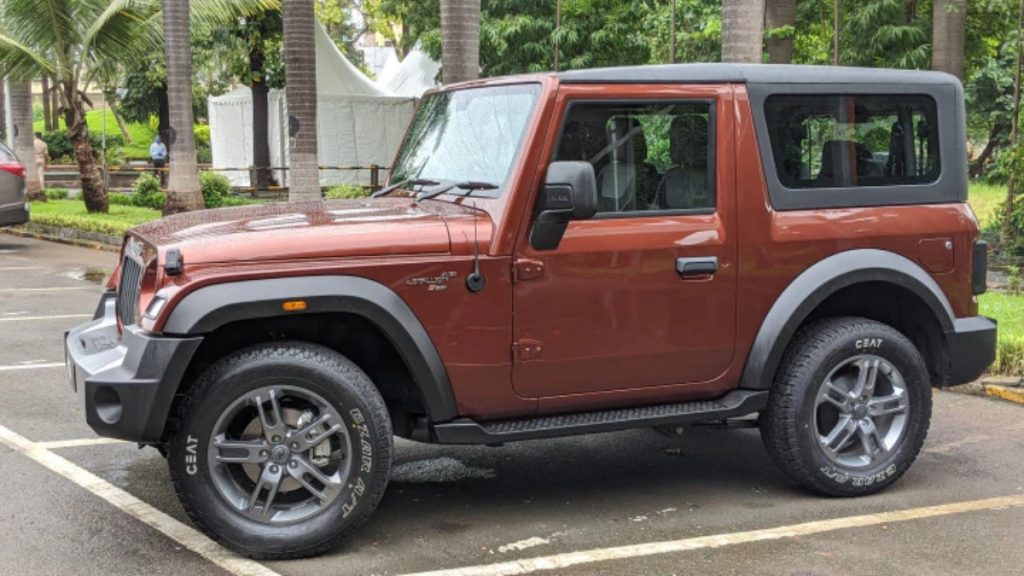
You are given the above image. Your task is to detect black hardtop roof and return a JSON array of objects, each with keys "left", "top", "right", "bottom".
[{"left": 558, "top": 63, "right": 958, "bottom": 86}]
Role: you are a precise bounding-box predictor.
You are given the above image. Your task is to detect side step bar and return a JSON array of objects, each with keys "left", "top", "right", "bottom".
[{"left": 432, "top": 389, "right": 768, "bottom": 445}]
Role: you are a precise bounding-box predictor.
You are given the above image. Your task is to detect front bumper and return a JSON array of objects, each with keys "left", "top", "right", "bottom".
[
  {"left": 945, "top": 316, "right": 998, "bottom": 386},
  {"left": 65, "top": 291, "right": 202, "bottom": 443},
  {"left": 0, "top": 201, "right": 29, "bottom": 227}
]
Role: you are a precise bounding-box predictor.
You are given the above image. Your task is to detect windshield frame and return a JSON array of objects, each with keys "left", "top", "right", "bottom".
[{"left": 388, "top": 81, "right": 543, "bottom": 201}]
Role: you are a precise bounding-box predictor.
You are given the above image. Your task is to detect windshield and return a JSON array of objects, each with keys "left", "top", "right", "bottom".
[{"left": 389, "top": 83, "right": 541, "bottom": 193}]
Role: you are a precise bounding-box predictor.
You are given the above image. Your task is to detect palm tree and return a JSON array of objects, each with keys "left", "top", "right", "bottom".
[
  {"left": 161, "top": 0, "right": 203, "bottom": 214},
  {"left": 283, "top": 0, "right": 320, "bottom": 201},
  {"left": 9, "top": 79, "right": 42, "bottom": 201},
  {"left": 931, "top": 1, "right": 967, "bottom": 80},
  {"left": 721, "top": 0, "right": 765, "bottom": 63},
  {"left": 440, "top": 0, "right": 481, "bottom": 83},
  {"left": 765, "top": 0, "right": 795, "bottom": 64},
  {"left": 0, "top": 0, "right": 161, "bottom": 213}
]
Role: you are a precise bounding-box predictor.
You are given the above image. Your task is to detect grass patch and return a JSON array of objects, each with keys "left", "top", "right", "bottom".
[
  {"left": 979, "top": 291, "right": 1024, "bottom": 376},
  {"left": 968, "top": 182, "right": 1006, "bottom": 230},
  {"left": 35, "top": 109, "right": 156, "bottom": 160},
  {"left": 29, "top": 198, "right": 160, "bottom": 237}
]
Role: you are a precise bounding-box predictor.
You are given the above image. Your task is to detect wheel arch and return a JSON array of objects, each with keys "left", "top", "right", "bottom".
[
  {"left": 740, "top": 249, "right": 956, "bottom": 391},
  {"left": 162, "top": 276, "right": 458, "bottom": 425}
]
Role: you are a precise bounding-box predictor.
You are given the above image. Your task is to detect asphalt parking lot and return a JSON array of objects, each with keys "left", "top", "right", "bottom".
[{"left": 2, "top": 233, "right": 1023, "bottom": 576}]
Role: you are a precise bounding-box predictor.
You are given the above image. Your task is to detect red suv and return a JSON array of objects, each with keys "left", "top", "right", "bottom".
[{"left": 65, "top": 64, "right": 995, "bottom": 558}]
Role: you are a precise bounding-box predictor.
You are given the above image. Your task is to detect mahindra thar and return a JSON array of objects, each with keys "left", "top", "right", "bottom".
[{"left": 65, "top": 64, "right": 996, "bottom": 558}]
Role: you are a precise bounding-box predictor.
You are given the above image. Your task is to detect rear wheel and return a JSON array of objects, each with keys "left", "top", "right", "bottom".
[
  {"left": 760, "top": 317, "right": 931, "bottom": 496},
  {"left": 167, "top": 342, "right": 392, "bottom": 558}
]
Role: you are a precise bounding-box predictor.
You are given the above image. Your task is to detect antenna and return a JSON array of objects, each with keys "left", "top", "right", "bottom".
[{"left": 465, "top": 201, "right": 485, "bottom": 293}]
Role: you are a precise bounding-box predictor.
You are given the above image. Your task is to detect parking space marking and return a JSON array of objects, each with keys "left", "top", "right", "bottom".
[
  {"left": 0, "top": 424, "right": 281, "bottom": 576},
  {"left": 0, "top": 266, "right": 42, "bottom": 271},
  {"left": 37, "top": 438, "right": 131, "bottom": 450},
  {"left": 400, "top": 494, "right": 1024, "bottom": 576},
  {"left": 0, "top": 286, "right": 94, "bottom": 292},
  {"left": 0, "top": 363, "right": 65, "bottom": 371},
  {"left": 0, "top": 314, "right": 92, "bottom": 323}
]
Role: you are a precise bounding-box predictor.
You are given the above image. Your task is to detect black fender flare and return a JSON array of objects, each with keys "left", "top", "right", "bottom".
[
  {"left": 163, "top": 276, "right": 458, "bottom": 422},
  {"left": 739, "top": 249, "right": 955, "bottom": 390}
]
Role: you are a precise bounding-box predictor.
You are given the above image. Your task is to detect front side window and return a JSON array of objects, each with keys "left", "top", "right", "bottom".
[
  {"left": 390, "top": 83, "right": 541, "bottom": 193},
  {"left": 765, "top": 94, "right": 940, "bottom": 190},
  {"left": 554, "top": 101, "right": 715, "bottom": 215}
]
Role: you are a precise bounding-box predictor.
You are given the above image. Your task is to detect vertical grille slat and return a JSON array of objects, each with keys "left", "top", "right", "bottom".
[{"left": 117, "top": 253, "right": 143, "bottom": 326}]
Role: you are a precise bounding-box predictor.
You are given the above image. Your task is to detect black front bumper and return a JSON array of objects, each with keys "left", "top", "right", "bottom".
[
  {"left": 945, "top": 316, "right": 998, "bottom": 386},
  {"left": 0, "top": 201, "right": 29, "bottom": 227},
  {"left": 65, "top": 292, "right": 202, "bottom": 443}
]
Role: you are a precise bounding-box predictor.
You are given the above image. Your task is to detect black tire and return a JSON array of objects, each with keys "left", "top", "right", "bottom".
[
  {"left": 760, "top": 317, "right": 931, "bottom": 497},
  {"left": 167, "top": 341, "right": 393, "bottom": 559}
]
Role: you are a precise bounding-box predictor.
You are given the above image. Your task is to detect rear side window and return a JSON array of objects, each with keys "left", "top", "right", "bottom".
[{"left": 764, "top": 94, "right": 940, "bottom": 190}]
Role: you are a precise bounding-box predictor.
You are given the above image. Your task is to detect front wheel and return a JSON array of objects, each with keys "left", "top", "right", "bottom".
[
  {"left": 760, "top": 317, "right": 931, "bottom": 496},
  {"left": 167, "top": 342, "right": 393, "bottom": 559}
]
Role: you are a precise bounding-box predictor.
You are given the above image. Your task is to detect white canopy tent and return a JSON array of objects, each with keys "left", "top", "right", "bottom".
[
  {"left": 376, "top": 47, "right": 440, "bottom": 98},
  {"left": 208, "top": 24, "right": 427, "bottom": 187}
]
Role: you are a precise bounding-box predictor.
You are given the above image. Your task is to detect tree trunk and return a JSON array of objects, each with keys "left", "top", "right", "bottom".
[
  {"left": 0, "top": 79, "right": 7, "bottom": 144},
  {"left": 440, "top": 0, "right": 481, "bottom": 83},
  {"left": 112, "top": 106, "right": 132, "bottom": 142},
  {"left": 931, "top": 0, "right": 967, "bottom": 80},
  {"left": 50, "top": 82, "right": 60, "bottom": 130},
  {"left": 722, "top": 0, "right": 765, "bottom": 63},
  {"left": 63, "top": 84, "right": 108, "bottom": 213},
  {"left": 41, "top": 76, "right": 53, "bottom": 132},
  {"left": 283, "top": 0, "right": 321, "bottom": 201},
  {"left": 969, "top": 124, "right": 1006, "bottom": 179},
  {"left": 249, "top": 41, "right": 272, "bottom": 191},
  {"left": 162, "top": 0, "right": 204, "bottom": 214},
  {"left": 1005, "top": 0, "right": 1024, "bottom": 246},
  {"left": 156, "top": 85, "right": 171, "bottom": 151},
  {"left": 252, "top": 80, "right": 272, "bottom": 190},
  {"left": 765, "top": 0, "right": 795, "bottom": 64},
  {"left": 10, "top": 80, "right": 43, "bottom": 201}
]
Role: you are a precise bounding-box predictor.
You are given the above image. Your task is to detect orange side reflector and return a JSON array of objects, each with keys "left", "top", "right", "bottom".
[{"left": 282, "top": 300, "right": 307, "bottom": 312}]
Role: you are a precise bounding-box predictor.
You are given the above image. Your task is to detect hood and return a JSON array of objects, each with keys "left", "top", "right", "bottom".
[{"left": 129, "top": 198, "right": 466, "bottom": 265}]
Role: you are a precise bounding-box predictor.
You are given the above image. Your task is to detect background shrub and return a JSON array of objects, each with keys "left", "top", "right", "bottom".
[
  {"left": 324, "top": 183, "right": 368, "bottom": 200},
  {"left": 44, "top": 188, "right": 69, "bottom": 200},
  {"left": 199, "top": 171, "right": 232, "bottom": 208},
  {"left": 130, "top": 172, "right": 166, "bottom": 210}
]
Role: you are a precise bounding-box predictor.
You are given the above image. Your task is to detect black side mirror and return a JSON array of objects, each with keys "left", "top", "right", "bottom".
[{"left": 529, "top": 161, "right": 597, "bottom": 251}]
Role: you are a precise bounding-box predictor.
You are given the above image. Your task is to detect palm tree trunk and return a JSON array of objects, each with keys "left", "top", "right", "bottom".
[
  {"left": 10, "top": 80, "right": 43, "bottom": 201},
  {"left": 162, "top": 0, "right": 204, "bottom": 214},
  {"left": 62, "top": 82, "right": 108, "bottom": 213},
  {"left": 0, "top": 79, "right": 7, "bottom": 143},
  {"left": 41, "top": 76, "right": 53, "bottom": 132},
  {"left": 440, "top": 0, "right": 481, "bottom": 83},
  {"left": 722, "top": 0, "right": 766, "bottom": 63},
  {"left": 765, "top": 0, "right": 795, "bottom": 64},
  {"left": 931, "top": 0, "right": 967, "bottom": 80},
  {"left": 283, "top": 0, "right": 321, "bottom": 201},
  {"left": 250, "top": 40, "right": 272, "bottom": 191}
]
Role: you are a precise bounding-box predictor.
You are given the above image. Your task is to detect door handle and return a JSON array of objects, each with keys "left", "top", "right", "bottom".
[{"left": 676, "top": 256, "right": 718, "bottom": 278}]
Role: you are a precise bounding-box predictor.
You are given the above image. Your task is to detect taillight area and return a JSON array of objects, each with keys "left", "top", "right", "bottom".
[{"left": 0, "top": 162, "right": 25, "bottom": 179}]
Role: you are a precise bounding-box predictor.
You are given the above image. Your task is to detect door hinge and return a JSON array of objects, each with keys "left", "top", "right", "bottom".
[
  {"left": 513, "top": 339, "right": 543, "bottom": 361},
  {"left": 514, "top": 258, "right": 545, "bottom": 282}
]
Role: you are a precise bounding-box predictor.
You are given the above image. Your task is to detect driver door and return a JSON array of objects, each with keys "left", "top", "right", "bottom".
[{"left": 512, "top": 85, "right": 738, "bottom": 402}]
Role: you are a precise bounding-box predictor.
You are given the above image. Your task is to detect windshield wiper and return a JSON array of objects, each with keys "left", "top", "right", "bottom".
[
  {"left": 415, "top": 180, "right": 499, "bottom": 203},
  {"left": 370, "top": 178, "right": 440, "bottom": 198}
]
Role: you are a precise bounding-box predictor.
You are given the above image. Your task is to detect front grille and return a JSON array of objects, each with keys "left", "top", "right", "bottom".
[{"left": 117, "top": 253, "right": 144, "bottom": 326}]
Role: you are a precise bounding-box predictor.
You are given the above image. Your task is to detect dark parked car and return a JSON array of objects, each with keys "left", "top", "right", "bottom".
[{"left": 0, "top": 142, "right": 28, "bottom": 227}]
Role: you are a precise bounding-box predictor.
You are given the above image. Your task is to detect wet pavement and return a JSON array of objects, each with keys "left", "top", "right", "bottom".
[{"left": 1, "top": 233, "right": 1023, "bottom": 576}]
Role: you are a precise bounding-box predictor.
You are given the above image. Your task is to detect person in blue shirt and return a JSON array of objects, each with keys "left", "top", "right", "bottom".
[{"left": 149, "top": 135, "right": 168, "bottom": 186}]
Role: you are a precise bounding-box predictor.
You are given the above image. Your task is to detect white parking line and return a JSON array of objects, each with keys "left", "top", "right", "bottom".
[
  {"left": 0, "top": 363, "right": 65, "bottom": 371},
  {"left": 398, "top": 494, "right": 1024, "bottom": 576},
  {"left": 0, "top": 286, "right": 94, "bottom": 292},
  {"left": 0, "top": 266, "right": 41, "bottom": 271},
  {"left": 0, "top": 314, "right": 92, "bottom": 323},
  {"left": 0, "top": 425, "right": 281, "bottom": 576},
  {"left": 36, "top": 438, "right": 131, "bottom": 450}
]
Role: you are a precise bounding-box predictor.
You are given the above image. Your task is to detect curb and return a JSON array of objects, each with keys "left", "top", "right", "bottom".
[
  {"left": 1, "top": 226, "right": 120, "bottom": 253},
  {"left": 948, "top": 377, "right": 1024, "bottom": 407}
]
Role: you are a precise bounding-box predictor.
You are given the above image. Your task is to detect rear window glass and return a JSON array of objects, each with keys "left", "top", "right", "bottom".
[
  {"left": 0, "top": 143, "right": 16, "bottom": 163},
  {"left": 764, "top": 94, "right": 940, "bottom": 189}
]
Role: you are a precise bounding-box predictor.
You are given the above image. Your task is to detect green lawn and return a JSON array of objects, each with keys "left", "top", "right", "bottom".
[
  {"left": 35, "top": 109, "right": 156, "bottom": 160},
  {"left": 979, "top": 291, "right": 1024, "bottom": 376},
  {"left": 29, "top": 199, "right": 160, "bottom": 237},
  {"left": 968, "top": 181, "right": 1006, "bottom": 230}
]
